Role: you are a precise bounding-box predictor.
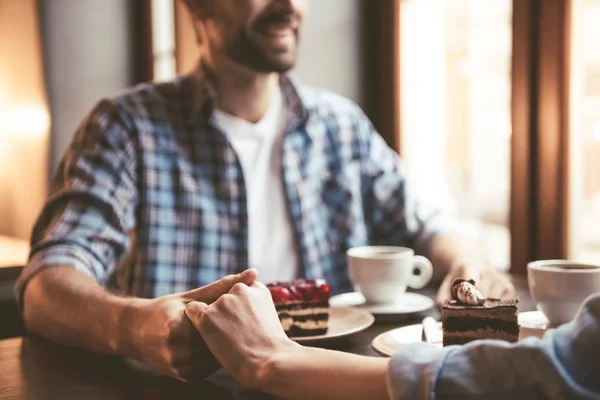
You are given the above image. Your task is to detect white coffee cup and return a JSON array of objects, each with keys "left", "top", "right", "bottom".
[
  {"left": 347, "top": 246, "right": 433, "bottom": 304},
  {"left": 528, "top": 260, "right": 600, "bottom": 326}
]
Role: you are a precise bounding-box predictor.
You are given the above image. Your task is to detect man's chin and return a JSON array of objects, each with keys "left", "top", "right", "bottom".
[
  {"left": 264, "top": 57, "right": 296, "bottom": 73},
  {"left": 242, "top": 53, "right": 297, "bottom": 74},
  {"left": 226, "top": 38, "right": 298, "bottom": 74}
]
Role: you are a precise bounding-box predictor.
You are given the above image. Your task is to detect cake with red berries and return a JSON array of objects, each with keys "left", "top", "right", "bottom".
[{"left": 267, "top": 279, "right": 331, "bottom": 337}]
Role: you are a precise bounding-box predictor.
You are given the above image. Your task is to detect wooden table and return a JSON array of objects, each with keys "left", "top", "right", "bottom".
[
  {"left": 0, "top": 235, "right": 28, "bottom": 338},
  {"left": 0, "top": 276, "right": 532, "bottom": 400},
  {"left": 0, "top": 234, "right": 28, "bottom": 298}
]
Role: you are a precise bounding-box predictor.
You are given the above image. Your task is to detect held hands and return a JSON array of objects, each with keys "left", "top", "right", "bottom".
[
  {"left": 132, "top": 265, "right": 513, "bottom": 382},
  {"left": 436, "top": 263, "right": 515, "bottom": 305},
  {"left": 184, "top": 280, "right": 300, "bottom": 389},
  {"left": 119, "top": 269, "right": 257, "bottom": 381}
]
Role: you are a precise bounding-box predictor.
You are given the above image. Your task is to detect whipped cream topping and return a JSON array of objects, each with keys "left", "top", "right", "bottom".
[{"left": 451, "top": 278, "right": 487, "bottom": 306}]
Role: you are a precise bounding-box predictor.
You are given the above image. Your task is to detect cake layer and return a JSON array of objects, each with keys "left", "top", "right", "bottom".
[
  {"left": 275, "top": 303, "right": 329, "bottom": 312},
  {"left": 443, "top": 317, "right": 520, "bottom": 335},
  {"left": 268, "top": 279, "right": 331, "bottom": 337},
  {"left": 276, "top": 305, "right": 329, "bottom": 323},
  {"left": 280, "top": 317, "right": 328, "bottom": 334},
  {"left": 443, "top": 299, "right": 519, "bottom": 310},
  {"left": 441, "top": 308, "right": 518, "bottom": 321},
  {"left": 442, "top": 300, "right": 518, "bottom": 321},
  {"left": 441, "top": 296, "right": 520, "bottom": 347},
  {"left": 443, "top": 332, "right": 519, "bottom": 346},
  {"left": 285, "top": 326, "right": 328, "bottom": 337},
  {"left": 443, "top": 327, "right": 519, "bottom": 341},
  {"left": 277, "top": 313, "right": 329, "bottom": 322},
  {"left": 286, "top": 319, "right": 328, "bottom": 330},
  {"left": 277, "top": 305, "right": 329, "bottom": 337}
]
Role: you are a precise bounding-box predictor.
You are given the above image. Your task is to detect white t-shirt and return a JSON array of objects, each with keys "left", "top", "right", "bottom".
[{"left": 212, "top": 89, "right": 299, "bottom": 283}]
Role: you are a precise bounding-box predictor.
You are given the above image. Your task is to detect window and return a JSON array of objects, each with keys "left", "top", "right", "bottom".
[
  {"left": 399, "top": 0, "right": 513, "bottom": 269},
  {"left": 151, "top": 0, "right": 177, "bottom": 81},
  {"left": 568, "top": 0, "right": 600, "bottom": 262}
]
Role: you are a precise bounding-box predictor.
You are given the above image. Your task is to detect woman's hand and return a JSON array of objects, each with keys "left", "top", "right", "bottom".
[
  {"left": 120, "top": 269, "right": 258, "bottom": 381},
  {"left": 184, "top": 281, "right": 300, "bottom": 388}
]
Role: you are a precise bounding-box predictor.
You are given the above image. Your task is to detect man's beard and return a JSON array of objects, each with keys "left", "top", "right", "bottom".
[
  {"left": 224, "top": 11, "right": 299, "bottom": 73},
  {"left": 225, "top": 31, "right": 297, "bottom": 73}
]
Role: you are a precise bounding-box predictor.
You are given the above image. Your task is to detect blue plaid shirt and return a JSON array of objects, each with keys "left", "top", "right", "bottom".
[{"left": 17, "top": 70, "right": 448, "bottom": 300}]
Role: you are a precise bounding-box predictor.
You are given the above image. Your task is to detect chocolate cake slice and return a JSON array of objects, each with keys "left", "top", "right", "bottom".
[
  {"left": 267, "top": 279, "right": 330, "bottom": 337},
  {"left": 441, "top": 279, "right": 519, "bottom": 346}
]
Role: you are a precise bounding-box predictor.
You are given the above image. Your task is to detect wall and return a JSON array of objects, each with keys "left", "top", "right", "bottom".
[
  {"left": 175, "top": 0, "right": 367, "bottom": 107},
  {"left": 294, "top": 0, "right": 366, "bottom": 107},
  {"left": 0, "top": 0, "right": 49, "bottom": 239},
  {"left": 40, "top": 0, "right": 137, "bottom": 174}
]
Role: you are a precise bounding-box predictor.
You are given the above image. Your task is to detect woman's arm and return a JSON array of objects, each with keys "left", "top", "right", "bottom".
[
  {"left": 187, "top": 275, "right": 600, "bottom": 400},
  {"left": 259, "top": 346, "right": 389, "bottom": 400},
  {"left": 185, "top": 281, "right": 389, "bottom": 400}
]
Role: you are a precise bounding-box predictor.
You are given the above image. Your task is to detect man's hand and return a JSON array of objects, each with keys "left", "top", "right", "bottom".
[
  {"left": 184, "top": 281, "right": 300, "bottom": 389},
  {"left": 436, "top": 263, "right": 515, "bottom": 305},
  {"left": 120, "top": 269, "right": 257, "bottom": 382}
]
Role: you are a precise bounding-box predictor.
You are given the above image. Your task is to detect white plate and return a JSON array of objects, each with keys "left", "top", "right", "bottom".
[
  {"left": 519, "top": 310, "right": 550, "bottom": 338},
  {"left": 372, "top": 310, "right": 551, "bottom": 357},
  {"left": 290, "top": 306, "right": 375, "bottom": 343},
  {"left": 329, "top": 292, "right": 434, "bottom": 315}
]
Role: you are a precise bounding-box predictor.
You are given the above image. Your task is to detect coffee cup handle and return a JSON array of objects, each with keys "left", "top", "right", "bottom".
[{"left": 408, "top": 256, "right": 434, "bottom": 289}]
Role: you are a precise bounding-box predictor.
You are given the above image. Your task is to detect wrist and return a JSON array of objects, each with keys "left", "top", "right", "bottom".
[
  {"left": 253, "top": 339, "right": 303, "bottom": 391},
  {"left": 114, "top": 297, "right": 149, "bottom": 357}
]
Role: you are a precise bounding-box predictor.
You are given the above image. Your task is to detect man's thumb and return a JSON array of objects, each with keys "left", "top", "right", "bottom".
[
  {"left": 181, "top": 268, "right": 258, "bottom": 303},
  {"left": 184, "top": 301, "right": 209, "bottom": 325}
]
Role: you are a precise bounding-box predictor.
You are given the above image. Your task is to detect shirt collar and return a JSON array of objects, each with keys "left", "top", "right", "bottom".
[{"left": 186, "top": 61, "right": 310, "bottom": 128}]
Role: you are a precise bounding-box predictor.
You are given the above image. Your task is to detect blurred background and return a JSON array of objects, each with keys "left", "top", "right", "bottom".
[{"left": 1, "top": 0, "right": 599, "bottom": 337}]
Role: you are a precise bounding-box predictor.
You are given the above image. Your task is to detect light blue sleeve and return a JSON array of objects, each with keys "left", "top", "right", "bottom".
[
  {"left": 14, "top": 99, "right": 138, "bottom": 309},
  {"left": 387, "top": 294, "right": 600, "bottom": 400}
]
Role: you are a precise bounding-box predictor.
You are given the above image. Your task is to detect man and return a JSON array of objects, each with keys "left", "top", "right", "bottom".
[
  {"left": 184, "top": 275, "right": 600, "bottom": 400},
  {"left": 17, "top": 0, "right": 513, "bottom": 381}
]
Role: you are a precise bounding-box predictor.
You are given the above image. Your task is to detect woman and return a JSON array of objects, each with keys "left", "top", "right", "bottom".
[{"left": 184, "top": 272, "right": 600, "bottom": 400}]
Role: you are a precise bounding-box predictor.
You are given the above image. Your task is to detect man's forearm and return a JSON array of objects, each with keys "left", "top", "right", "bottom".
[
  {"left": 429, "top": 234, "right": 489, "bottom": 283},
  {"left": 258, "top": 347, "right": 389, "bottom": 400},
  {"left": 22, "top": 266, "right": 134, "bottom": 355},
  {"left": 429, "top": 233, "right": 514, "bottom": 303}
]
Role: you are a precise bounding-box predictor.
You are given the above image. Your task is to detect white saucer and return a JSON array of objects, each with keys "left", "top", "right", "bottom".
[
  {"left": 372, "top": 310, "right": 551, "bottom": 357},
  {"left": 290, "top": 306, "right": 375, "bottom": 344},
  {"left": 518, "top": 310, "right": 550, "bottom": 339},
  {"left": 329, "top": 292, "right": 434, "bottom": 315},
  {"left": 372, "top": 323, "right": 433, "bottom": 356}
]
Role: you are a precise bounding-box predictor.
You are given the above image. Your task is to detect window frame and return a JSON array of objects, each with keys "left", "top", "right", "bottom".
[{"left": 377, "top": 0, "right": 573, "bottom": 273}]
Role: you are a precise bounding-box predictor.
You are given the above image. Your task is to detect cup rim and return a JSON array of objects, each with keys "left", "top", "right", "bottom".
[
  {"left": 527, "top": 259, "right": 600, "bottom": 273},
  {"left": 347, "top": 246, "right": 414, "bottom": 260}
]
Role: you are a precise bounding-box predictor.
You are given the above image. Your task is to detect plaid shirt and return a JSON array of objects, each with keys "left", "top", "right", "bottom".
[{"left": 16, "top": 70, "right": 449, "bottom": 301}]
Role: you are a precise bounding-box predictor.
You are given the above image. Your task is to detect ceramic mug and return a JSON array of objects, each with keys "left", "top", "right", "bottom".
[
  {"left": 347, "top": 246, "right": 433, "bottom": 304},
  {"left": 528, "top": 260, "right": 600, "bottom": 325}
]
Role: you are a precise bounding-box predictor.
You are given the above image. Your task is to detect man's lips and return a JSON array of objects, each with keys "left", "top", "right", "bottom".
[
  {"left": 258, "top": 22, "right": 296, "bottom": 38},
  {"left": 255, "top": 14, "right": 298, "bottom": 38}
]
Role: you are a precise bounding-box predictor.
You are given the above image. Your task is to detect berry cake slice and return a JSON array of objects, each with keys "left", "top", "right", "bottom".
[{"left": 267, "top": 279, "right": 331, "bottom": 337}]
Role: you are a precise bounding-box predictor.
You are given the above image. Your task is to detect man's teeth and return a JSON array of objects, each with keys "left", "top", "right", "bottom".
[{"left": 263, "top": 26, "right": 294, "bottom": 37}]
